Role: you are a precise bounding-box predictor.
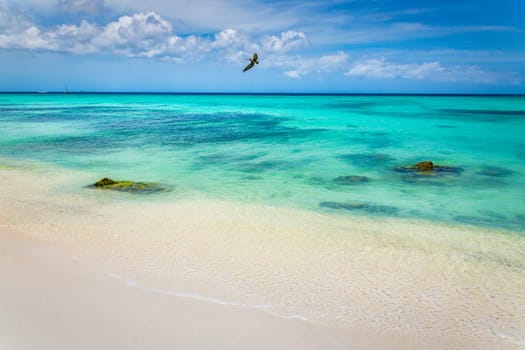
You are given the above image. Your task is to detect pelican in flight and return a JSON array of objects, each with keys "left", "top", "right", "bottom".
[{"left": 243, "top": 53, "right": 259, "bottom": 72}]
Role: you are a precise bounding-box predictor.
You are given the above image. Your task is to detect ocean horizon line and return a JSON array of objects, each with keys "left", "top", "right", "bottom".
[{"left": 1, "top": 91, "right": 525, "bottom": 97}]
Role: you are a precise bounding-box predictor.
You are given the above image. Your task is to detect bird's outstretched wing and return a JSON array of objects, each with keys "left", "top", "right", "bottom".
[{"left": 243, "top": 61, "right": 255, "bottom": 72}]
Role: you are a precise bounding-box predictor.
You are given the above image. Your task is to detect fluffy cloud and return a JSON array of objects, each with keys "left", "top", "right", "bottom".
[
  {"left": 0, "top": 9, "right": 304, "bottom": 62},
  {"left": 262, "top": 30, "right": 308, "bottom": 52},
  {"left": 92, "top": 11, "right": 176, "bottom": 57},
  {"left": 45, "top": 21, "right": 100, "bottom": 53},
  {"left": 0, "top": 26, "right": 48, "bottom": 50},
  {"left": 345, "top": 57, "right": 520, "bottom": 84},
  {"left": 0, "top": 10, "right": 179, "bottom": 57},
  {"left": 213, "top": 29, "right": 246, "bottom": 48},
  {"left": 211, "top": 29, "right": 259, "bottom": 62}
]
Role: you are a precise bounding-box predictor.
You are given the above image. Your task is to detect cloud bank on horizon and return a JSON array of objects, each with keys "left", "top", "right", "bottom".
[{"left": 0, "top": 0, "right": 524, "bottom": 92}]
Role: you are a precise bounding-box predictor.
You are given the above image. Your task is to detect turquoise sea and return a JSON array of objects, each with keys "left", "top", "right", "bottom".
[{"left": 1, "top": 93, "right": 524, "bottom": 231}]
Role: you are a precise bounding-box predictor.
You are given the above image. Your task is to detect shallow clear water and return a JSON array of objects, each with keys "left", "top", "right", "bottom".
[{"left": 1, "top": 93, "right": 524, "bottom": 230}]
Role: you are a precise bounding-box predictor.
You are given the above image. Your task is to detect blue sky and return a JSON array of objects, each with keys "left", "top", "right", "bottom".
[{"left": 0, "top": 0, "right": 524, "bottom": 93}]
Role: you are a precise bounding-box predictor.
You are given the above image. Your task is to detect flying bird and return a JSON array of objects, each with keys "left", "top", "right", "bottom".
[{"left": 243, "top": 53, "right": 259, "bottom": 72}]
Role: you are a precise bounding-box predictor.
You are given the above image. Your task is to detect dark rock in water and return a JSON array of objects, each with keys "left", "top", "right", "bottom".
[
  {"left": 333, "top": 175, "right": 370, "bottom": 185},
  {"left": 395, "top": 161, "right": 462, "bottom": 175},
  {"left": 435, "top": 124, "right": 455, "bottom": 128},
  {"left": 477, "top": 166, "right": 514, "bottom": 177},
  {"left": 415, "top": 161, "right": 434, "bottom": 171},
  {"left": 91, "top": 178, "right": 172, "bottom": 194},
  {"left": 95, "top": 177, "right": 117, "bottom": 187},
  {"left": 319, "top": 201, "right": 399, "bottom": 215}
]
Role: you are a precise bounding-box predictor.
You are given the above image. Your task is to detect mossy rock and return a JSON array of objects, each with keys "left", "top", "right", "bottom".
[
  {"left": 91, "top": 177, "right": 172, "bottom": 194},
  {"left": 94, "top": 177, "right": 118, "bottom": 186},
  {"left": 414, "top": 161, "right": 434, "bottom": 171}
]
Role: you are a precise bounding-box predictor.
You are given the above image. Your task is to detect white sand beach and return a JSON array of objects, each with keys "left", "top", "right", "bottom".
[{"left": 1, "top": 161, "right": 524, "bottom": 349}]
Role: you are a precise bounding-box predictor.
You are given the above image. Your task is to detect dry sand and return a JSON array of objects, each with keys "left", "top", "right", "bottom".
[
  {"left": 0, "top": 227, "right": 362, "bottom": 350},
  {"left": 1, "top": 161, "right": 524, "bottom": 349}
]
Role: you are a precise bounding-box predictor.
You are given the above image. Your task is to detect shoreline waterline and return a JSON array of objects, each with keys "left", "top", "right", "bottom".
[{"left": 1, "top": 159, "right": 524, "bottom": 348}]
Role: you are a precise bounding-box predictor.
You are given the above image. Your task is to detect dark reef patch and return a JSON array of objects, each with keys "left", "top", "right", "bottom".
[
  {"left": 452, "top": 215, "right": 523, "bottom": 230},
  {"left": 333, "top": 175, "right": 370, "bottom": 185},
  {"left": 324, "top": 101, "right": 379, "bottom": 110},
  {"left": 320, "top": 201, "right": 399, "bottom": 215},
  {"left": 241, "top": 175, "right": 263, "bottom": 180},
  {"left": 440, "top": 109, "right": 525, "bottom": 122},
  {"left": 477, "top": 166, "right": 514, "bottom": 177},
  {"left": 146, "top": 112, "right": 327, "bottom": 147},
  {"left": 237, "top": 159, "right": 305, "bottom": 173},
  {"left": 443, "top": 109, "right": 525, "bottom": 116}
]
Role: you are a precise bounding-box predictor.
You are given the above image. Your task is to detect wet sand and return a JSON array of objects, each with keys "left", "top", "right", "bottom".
[{"left": 1, "top": 162, "right": 524, "bottom": 349}]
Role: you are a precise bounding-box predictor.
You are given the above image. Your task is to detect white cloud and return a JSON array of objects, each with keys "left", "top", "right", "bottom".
[
  {"left": 345, "top": 58, "right": 444, "bottom": 80},
  {"left": 0, "top": 26, "right": 48, "bottom": 50},
  {"left": 92, "top": 11, "right": 175, "bottom": 57},
  {"left": 0, "top": 10, "right": 189, "bottom": 58},
  {"left": 319, "top": 51, "right": 349, "bottom": 68},
  {"left": 345, "top": 57, "right": 521, "bottom": 84},
  {"left": 262, "top": 30, "right": 308, "bottom": 52},
  {"left": 45, "top": 21, "right": 100, "bottom": 53},
  {"left": 280, "top": 51, "right": 349, "bottom": 79},
  {"left": 0, "top": 9, "right": 310, "bottom": 63},
  {"left": 284, "top": 70, "right": 301, "bottom": 79},
  {"left": 213, "top": 29, "right": 244, "bottom": 48},
  {"left": 211, "top": 28, "right": 260, "bottom": 62},
  {"left": 0, "top": 0, "right": 350, "bottom": 35}
]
